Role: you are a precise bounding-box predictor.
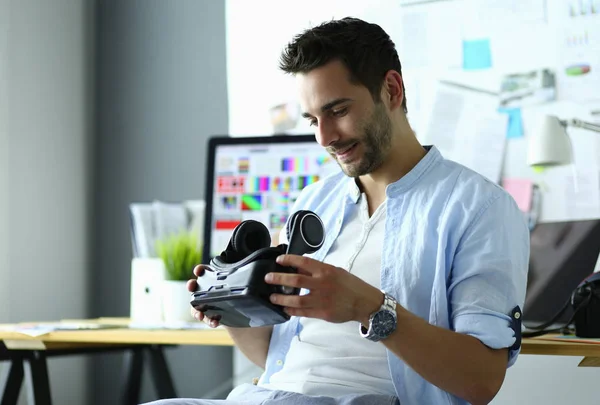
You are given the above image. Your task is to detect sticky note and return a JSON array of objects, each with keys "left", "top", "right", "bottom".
[
  {"left": 498, "top": 107, "right": 524, "bottom": 139},
  {"left": 462, "top": 38, "right": 492, "bottom": 70},
  {"left": 502, "top": 178, "right": 534, "bottom": 212}
]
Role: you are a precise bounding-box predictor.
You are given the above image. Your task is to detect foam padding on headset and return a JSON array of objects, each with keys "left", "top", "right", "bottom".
[{"left": 227, "top": 220, "right": 271, "bottom": 263}]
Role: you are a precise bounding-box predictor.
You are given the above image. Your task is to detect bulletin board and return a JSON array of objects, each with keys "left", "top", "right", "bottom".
[
  {"left": 396, "top": 0, "right": 600, "bottom": 225},
  {"left": 225, "top": 0, "right": 600, "bottom": 225}
]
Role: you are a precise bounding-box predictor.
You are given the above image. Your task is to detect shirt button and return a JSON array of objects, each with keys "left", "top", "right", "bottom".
[
  {"left": 276, "top": 359, "right": 283, "bottom": 366},
  {"left": 337, "top": 217, "right": 342, "bottom": 225}
]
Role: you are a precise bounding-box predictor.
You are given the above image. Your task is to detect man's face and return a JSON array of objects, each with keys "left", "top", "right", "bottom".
[{"left": 297, "top": 60, "right": 392, "bottom": 178}]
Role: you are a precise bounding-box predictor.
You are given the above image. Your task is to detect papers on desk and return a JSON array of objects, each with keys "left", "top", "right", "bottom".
[
  {"left": 127, "top": 320, "right": 216, "bottom": 330},
  {"left": 424, "top": 82, "right": 508, "bottom": 184},
  {"left": 0, "top": 321, "right": 127, "bottom": 337},
  {"left": 0, "top": 319, "right": 217, "bottom": 337}
]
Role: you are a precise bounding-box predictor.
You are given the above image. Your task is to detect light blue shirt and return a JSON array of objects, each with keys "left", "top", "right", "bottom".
[{"left": 258, "top": 146, "right": 530, "bottom": 404}]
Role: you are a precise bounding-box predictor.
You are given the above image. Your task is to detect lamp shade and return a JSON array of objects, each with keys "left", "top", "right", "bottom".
[{"left": 527, "top": 115, "right": 573, "bottom": 167}]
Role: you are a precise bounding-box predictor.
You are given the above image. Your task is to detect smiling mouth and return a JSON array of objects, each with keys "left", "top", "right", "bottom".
[{"left": 335, "top": 142, "right": 358, "bottom": 159}]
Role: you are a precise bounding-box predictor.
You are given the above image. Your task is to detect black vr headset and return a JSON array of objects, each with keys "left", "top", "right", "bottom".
[{"left": 190, "top": 210, "right": 325, "bottom": 328}]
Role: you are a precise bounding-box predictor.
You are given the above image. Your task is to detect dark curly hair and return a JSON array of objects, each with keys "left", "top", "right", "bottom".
[{"left": 279, "top": 17, "right": 407, "bottom": 113}]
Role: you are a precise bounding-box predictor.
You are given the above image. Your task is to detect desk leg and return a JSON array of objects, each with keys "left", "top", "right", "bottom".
[
  {"left": 0, "top": 359, "right": 24, "bottom": 405},
  {"left": 121, "top": 348, "right": 144, "bottom": 405},
  {"left": 578, "top": 356, "right": 600, "bottom": 367},
  {"left": 147, "top": 346, "right": 176, "bottom": 399},
  {"left": 24, "top": 351, "right": 52, "bottom": 405}
]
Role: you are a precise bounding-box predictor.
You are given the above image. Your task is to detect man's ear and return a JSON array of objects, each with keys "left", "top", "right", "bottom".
[{"left": 381, "top": 70, "right": 404, "bottom": 111}]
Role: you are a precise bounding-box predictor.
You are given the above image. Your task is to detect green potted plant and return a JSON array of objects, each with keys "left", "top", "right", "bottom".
[
  {"left": 155, "top": 231, "right": 202, "bottom": 322},
  {"left": 156, "top": 231, "right": 202, "bottom": 281}
]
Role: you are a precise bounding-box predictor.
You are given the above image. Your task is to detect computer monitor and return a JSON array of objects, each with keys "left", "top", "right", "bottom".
[
  {"left": 202, "top": 134, "right": 341, "bottom": 263},
  {"left": 523, "top": 218, "right": 600, "bottom": 326}
]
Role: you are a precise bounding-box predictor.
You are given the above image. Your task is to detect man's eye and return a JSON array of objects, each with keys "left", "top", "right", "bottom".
[
  {"left": 309, "top": 119, "right": 318, "bottom": 127},
  {"left": 332, "top": 108, "right": 348, "bottom": 117}
]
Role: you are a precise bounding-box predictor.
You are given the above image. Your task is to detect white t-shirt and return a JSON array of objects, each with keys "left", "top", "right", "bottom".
[{"left": 263, "top": 194, "right": 395, "bottom": 397}]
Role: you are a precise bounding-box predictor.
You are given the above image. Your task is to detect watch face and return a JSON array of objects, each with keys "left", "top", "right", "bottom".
[{"left": 373, "top": 310, "right": 396, "bottom": 336}]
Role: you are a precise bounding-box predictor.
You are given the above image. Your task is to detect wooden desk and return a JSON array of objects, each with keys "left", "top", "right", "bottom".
[
  {"left": 0, "top": 318, "right": 234, "bottom": 405},
  {"left": 0, "top": 325, "right": 233, "bottom": 350},
  {"left": 2, "top": 318, "right": 600, "bottom": 405},
  {"left": 522, "top": 335, "right": 600, "bottom": 366},
  {"left": 5, "top": 321, "right": 600, "bottom": 359}
]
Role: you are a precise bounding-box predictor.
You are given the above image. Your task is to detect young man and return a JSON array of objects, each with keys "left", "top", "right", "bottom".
[{"left": 146, "top": 17, "right": 529, "bottom": 405}]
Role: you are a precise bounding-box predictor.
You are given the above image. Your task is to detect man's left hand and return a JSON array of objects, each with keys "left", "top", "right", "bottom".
[{"left": 265, "top": 254, "right": 383, "bottom": 324}]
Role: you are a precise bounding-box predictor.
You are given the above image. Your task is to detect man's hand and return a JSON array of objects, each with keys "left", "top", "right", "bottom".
[
  {"left": 188, "top": 265, "right": 273, "bottom": 368},
  {"left": 265, "top": 254, "right": 384, "bottom": 325},
  {"left": 187, "top": 265, "right": 221, "bottom": 328}
]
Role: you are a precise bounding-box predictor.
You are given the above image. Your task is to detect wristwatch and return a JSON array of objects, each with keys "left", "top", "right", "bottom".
[{"left": 360, "top": 291, "right": 398, "bottom": 342}]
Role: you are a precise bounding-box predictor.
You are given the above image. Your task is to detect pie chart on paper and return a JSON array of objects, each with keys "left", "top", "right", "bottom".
[{"left": 565, "top": 64, "right": 591, "bottom": 76}]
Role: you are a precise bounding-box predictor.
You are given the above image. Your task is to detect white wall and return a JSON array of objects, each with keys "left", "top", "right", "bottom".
[
  {"left": 225, "top": 0, "right": 600, "bottom": 402},
  {"left": 1, "top": 0, "right": 94, "bottom": 403},
  {"left": 494, "top": 355, "right": 600, "bottom": 403},
  {"left": 225, "top": 0, "right": 403, "bottom": 137},
  {"left": 0, "top": 0, "right": 10, "bottom": 323},
  {"left": 93, "top": 1, "right": 233, "bottom": 402}
]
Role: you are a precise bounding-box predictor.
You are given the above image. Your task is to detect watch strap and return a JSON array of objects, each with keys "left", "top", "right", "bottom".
[{"left": 360, "top": 291, "right": 397, "bottom": 341}]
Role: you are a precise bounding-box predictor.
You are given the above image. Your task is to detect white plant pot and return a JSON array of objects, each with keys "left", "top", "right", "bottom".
[
  {"left": 160, "top": 280, "right": 194, "bottom": 323},
  {"left": 130, "top": 258, "right": 166, "bottom": 324}
]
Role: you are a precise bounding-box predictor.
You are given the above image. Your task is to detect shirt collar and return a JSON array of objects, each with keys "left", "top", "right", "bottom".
[
  {"left": 386, "top": 145, "right": 441, "bottom": 197},
  {"left": 346, "top": 177, "right": 361, "bottom": 204},
  {"left": 343, "top": 145, "right": 442, "bottom": 203}
]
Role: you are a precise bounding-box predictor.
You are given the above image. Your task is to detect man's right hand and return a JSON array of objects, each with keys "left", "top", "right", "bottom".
[
  {"left": 187, "top": 264, "right": 221, "bottom": 328},
  {"left": 188, "top": 265, "right": 273, "bottom": 369}
]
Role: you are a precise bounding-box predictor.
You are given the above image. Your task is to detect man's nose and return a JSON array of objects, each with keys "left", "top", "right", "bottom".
[{"left": 315, "top": 120, "right": 339, "bottom": 147}]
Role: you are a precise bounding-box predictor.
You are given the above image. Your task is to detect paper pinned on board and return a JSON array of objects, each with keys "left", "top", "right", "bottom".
[
  {"left": 458, "top": 111, "right": 507, "bottom": 184},
  {"left": 462, "top": 39, "right": 492, "bottom": 70},
  {"left": 564, "top": 168, "right": 600, "bottom": 220},
  {"left": 502, "top": 178, "right": 534, "bottom": 212},
  {"left": 424, "top": 83, "right": 507, "bottom": 184},
  {"left": 399, "top": 3, "right": 462, "bottom": 71},
  {"left": 499, "top": 69, "right": 557, "bottom": 109},
  {"left": 423, "top": 88, "right": 465, "bottom": 152},
  {"left": 461, "top": 0, "right": 546, "bottom": 30},
  {"left": 498, "top": 108, "right": 524, "bottom": 139},
  {"left": 556, "top": 2, "right": 600, "bottom": 102},
  {"left": 401, "top": 11, "right": 430, "bottom": 69}
]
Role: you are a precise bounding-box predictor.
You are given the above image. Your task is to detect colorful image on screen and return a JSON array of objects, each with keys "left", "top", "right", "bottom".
[{"left": 209, "top": 141, "right": 339, "bottom": 258}]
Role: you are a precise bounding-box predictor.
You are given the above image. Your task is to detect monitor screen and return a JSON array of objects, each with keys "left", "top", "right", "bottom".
[
  {"left": 202, "top": 135, "right": 340, "bottom": 262},
  {"left": 523, "top": 218, "right": 600, "bottom": 326}
]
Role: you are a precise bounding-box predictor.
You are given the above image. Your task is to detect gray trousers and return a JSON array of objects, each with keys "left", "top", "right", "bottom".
[{"left": 141, "top": 383, "right": 399, "bottom": 405}]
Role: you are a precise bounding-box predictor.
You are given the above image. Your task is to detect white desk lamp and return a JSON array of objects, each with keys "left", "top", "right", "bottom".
[{"left": 527, "top": 115, "right": 600, "bottom": 167}]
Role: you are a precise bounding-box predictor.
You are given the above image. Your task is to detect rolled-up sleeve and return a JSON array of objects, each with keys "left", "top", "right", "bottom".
[{"left": 449, "top": 192, "right": 530, "bottom": 367}]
